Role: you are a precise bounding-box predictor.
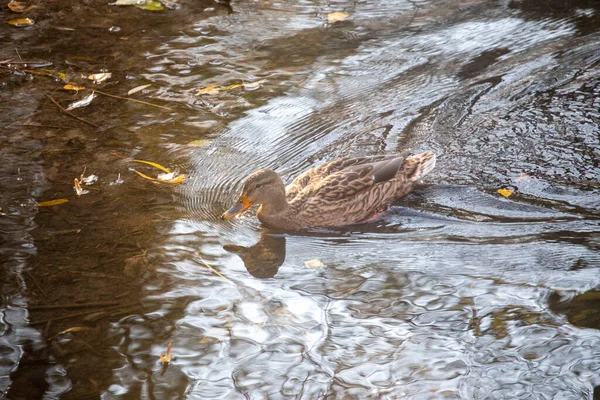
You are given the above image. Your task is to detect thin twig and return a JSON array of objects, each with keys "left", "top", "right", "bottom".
[
  {"left": 195, "top": 252, "right": 236, "bottom": 286},
  {"left": 29, "top": 300, "right": 120, "bottom": 310},
  {"left": 94, "top": 89, "right": 173, "bottom": 111},
  {"left": 45, "top": 94, "right": 100, "bottom": 128},
  {"left": 27, "top": 271, "right": 47, "bottom": 297},
  {"left": 15, "top": 48, "right": 22, "bottom": 61}
]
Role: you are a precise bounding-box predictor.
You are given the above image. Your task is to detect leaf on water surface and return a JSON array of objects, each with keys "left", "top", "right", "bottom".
[
  {"left": 74, "top": 178, "right": 87, "bottom": 196},
  {"left": 159, "top": 340, "right": 172, "bottom": 364},
  {"left": 196, "top": 85, "right": 220, "bottom": 95},
  {"left": 88, "top": 72, "right": 111, "bottom": 83},
  {"left": 80, "top": 174, "right": 98, "bottom": 185},
  {"left": 304, "top": 259, "right": 325, "bottom": 268},
  {"left": 64, "top": 83, "right": 86, "bottom": 92},
  {"left": 37, "top": 198, "right": 69, "bottom": 207},
  {"left": 7, "top": 2, "right": 36, "bottom": 12},
  {"left": 136, "top": 0, "right": 164, "bottom": 11},
  {"left": 187, "top": 139, "right": 211, "bottom": 147},
  {"left": 66, "top": 92, "right": 96, "bottom": 111},
  {"left": 127, "top": 84, "right": 152, "bottom": 95},
  {"left": 132, "top": 169, "right": 184, "bottom": 184},
  {"left": 326, "top": 12, "right": 349, "bottom": 22},
  {"left": 8, "top": 17, "right": 34, "bottom": 26},
  {"left": 131, "top": 159, "right": 172, "bottom": 173},
  {"left": 497, "top": 188, "right": 513, "bottom": 198}
]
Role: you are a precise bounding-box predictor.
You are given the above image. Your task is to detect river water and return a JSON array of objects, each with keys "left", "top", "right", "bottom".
[{"left": 1, "top": 0, "right": 600, "bottom": 398}]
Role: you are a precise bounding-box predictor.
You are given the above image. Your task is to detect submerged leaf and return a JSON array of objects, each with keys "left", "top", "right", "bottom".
[
  {"left": 37, "top": 198, "right": 69, "bottom": 207},
  {"left": 8, "top": 17, "right": 34, "bottom": 26},
  {"left": 136, "top": 0, "right": 164, "bottom": 11},
  {"left": 66, "top": 93, "right": 96, "bottom": 111},
  {"left": 64, "top": 83, "right": 86, "bottom": 92},
  {"left": 159, "top": 341, "right": 172, "bottom": 364},
  {"left": 196, "top": 85, "right": 220, "bottom": 95},
  {"left": 497, "top": 188, "right": 514, "bottom": 198},
  {"left": 88, "top": 72, "right": 112, "bottom": 83},
  {"left": 58, "top": 326, "right": 91, "bottom": 335},
  {"left": 327, "top": 12, "right": 349, "bottom": 22},
  {"left": 187, "top": 139, "right": 210, "bottom": 147},
  {"left": 127, "top": 84, "right": 152, "bottom": 95},
  {"left": 305, "top": 259, "right": 325, "bottom": 268},
  {"left": 7, "top": 2, "right": 36, "bottom": 12},
  {"left": 110, "top": 0, "right": 145, "bottom": 4}
]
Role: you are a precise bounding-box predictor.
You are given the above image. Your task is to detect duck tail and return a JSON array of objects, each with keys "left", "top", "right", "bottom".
[{"left": 407, "top": 151, "right": 436, "bottom": 181}]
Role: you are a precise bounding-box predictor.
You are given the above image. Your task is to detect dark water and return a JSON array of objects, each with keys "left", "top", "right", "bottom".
[{"left": 2, "top": 0, "right": 600, "bottom": 398}]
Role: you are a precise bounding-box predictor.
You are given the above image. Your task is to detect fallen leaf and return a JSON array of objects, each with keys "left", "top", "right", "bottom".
[
  {"left": 497, "top": 188, "right": 513, "bottom": 198},
  {"left": 159, "top": 341, "right": 172, "bottom": 364},
  {"left": 74, "top": 178, "right": 87, "bottom": 196},
  {"left": 136, "top": 0, "right": 164, "bottom": 11},
  {"left": 305, "top": 259, "right": 325, "bottom": 268},
  {"left": 242, "top": 80, "right": 266, "bottom": 90},
  {"left": 66, "top": 92, "right": 96, "bottom": 111},
  {"left": 196, "top": 85, "right": 220, "bottom": 95},
  {"left": 131, "top": 159, "right": 171, "bottom": 173},
  {"left": 110, "top": 0, "right": 145, "bottom": 4},
  {"left": 88, "top": 72, "right": 112, "bottom": 83},
  {"left": 133, "top": 169, "right": 184, "bottom": 184},
  {"left": 37, "top": 198, "right": 69, "bottom": 207},
  {"left": 64, "top": 83, "right": 86, "bottom": 92},
  {"left": 80, "top": 174, "right": 98, "bottom": 185},
  {"left": 7, "top": 2, "right": 36, "bottom": 12},
  {"left": 24, "top": 68, "right": 66, "bottom": 81},
  {"left": 58, "top": 326, "right": 91, "bottom": 335},
  {"left": 187, "top": 139, "right": 211, "bottom": 147},
  {"left": 127, "top": 84, "right": 152, "bottom": 95},
  {"left": 8, "top": 17, "right": 34, "bottom": 26},
  {"left": 327, "top": 12, "right": 349, "bottom": 23}
]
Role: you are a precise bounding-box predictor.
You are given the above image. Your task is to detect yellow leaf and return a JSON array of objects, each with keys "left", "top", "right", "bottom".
[
  {"left": 131, "top": 159, "right": 171, "bottom": 173},
  {"left": 64, "top": 83, "right": 86, "bottom": 91},
  {"left": 159, "top": 340, "right": 172, "bottom": 364},
  {"left": 327, "top": 12, "right": 349, "bottom": 22},
  {"left": 196, "top": 85, "right": 220, "bottom": 95},
  {"left": 133, "top": 169, "right": 183, "bottom": 184},
  {"left": 187, "top": 139, "right": 211, "bottom": 147},
  {"left": 305, "top": 259, "right": 325, "bottom": 268},
  {"left": 497, "top": 188, "right": 513, "bottom": 198},
  {"left": 8, "top": 17, "right": 34, "bottom": 26},
  {"left": 7, "top": 2, "right": 36, "bottom": 12},
  {"left": 37, "top": 198, "right": 69, "bottom": 207}
]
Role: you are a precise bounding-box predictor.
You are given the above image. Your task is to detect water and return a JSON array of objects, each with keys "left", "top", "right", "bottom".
[{"left": 1, "top": 0, "right": 600, "bottom": 398}]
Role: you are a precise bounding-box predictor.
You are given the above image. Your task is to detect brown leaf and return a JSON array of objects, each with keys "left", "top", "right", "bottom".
[
  {"left": 159, "top": 340, "right": 172, "bottom": 364},
  {"left": 37, "top": 198, "right": 69, "bottom": 207},
  {"left": 7, "top": 2, "right": 36, "bottom": 12}
]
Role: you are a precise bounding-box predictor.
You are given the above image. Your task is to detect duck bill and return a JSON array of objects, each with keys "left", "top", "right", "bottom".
[{"left": 221, "top": 196, "right": 252, "bottom": 220}]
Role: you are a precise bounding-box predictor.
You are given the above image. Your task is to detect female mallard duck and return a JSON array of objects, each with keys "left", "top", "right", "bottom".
[{"left": 222, "top": 151, "right": 436, "bottom": 229}]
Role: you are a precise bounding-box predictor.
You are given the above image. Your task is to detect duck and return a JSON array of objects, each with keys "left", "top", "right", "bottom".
[{"left": 221, "top": 151, "right": 436, "bottom": 230}]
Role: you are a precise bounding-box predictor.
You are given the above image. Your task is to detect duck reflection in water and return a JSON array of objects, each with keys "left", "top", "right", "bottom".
[{"left": 223, "top": 231, "right": 286, "bottom": 278}]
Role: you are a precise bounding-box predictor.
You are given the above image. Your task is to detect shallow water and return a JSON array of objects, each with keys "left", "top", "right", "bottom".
[{"left": 1, "top": 0, "right": 600, "bottom": 398}]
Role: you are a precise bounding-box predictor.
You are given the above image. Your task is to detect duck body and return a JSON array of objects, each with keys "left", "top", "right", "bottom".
[{"left": 222, "top": 152, "right": 436, "bottom": 230}]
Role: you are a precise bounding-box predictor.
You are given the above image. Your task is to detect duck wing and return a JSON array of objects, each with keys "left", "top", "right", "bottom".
[
  {"left": 310, "top": 155, "right": 406, "bottom": 201},
  {"left": 286, "top": 153, "right": 406, "bottom": 200}
]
